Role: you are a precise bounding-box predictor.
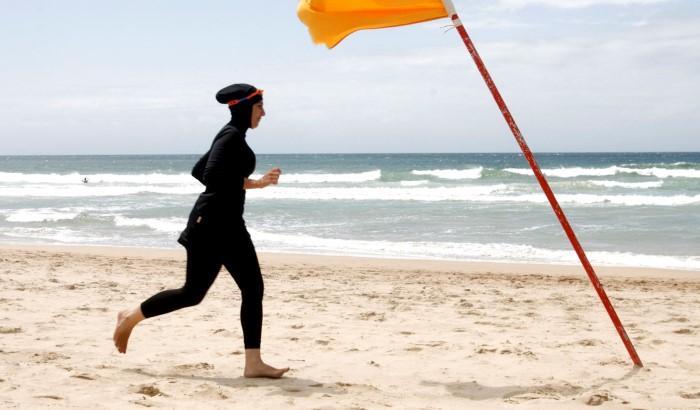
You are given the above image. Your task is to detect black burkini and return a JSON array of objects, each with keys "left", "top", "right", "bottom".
[{"left": 140, "top": 84, "right": 264, "bottom": 349}]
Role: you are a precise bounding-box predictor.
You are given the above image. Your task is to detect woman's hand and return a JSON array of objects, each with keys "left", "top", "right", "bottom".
[
  {"left": 261, "top": 167, "right": 282, "bottom": 187},
  {"left": 245, "top": 168, "right": 282, "bottom": 189}
]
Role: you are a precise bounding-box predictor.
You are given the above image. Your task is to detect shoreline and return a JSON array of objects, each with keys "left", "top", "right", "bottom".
[{"left": 2, "top": 242, "right": 698, "bottom": 280}]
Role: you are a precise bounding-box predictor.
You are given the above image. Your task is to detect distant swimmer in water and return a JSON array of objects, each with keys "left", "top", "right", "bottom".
[
  {"left": 112, "top": 83, "right": 288, "bottom": 379},
  {"left": 82, "top": 177, "right": 89, "bottom": 184}
]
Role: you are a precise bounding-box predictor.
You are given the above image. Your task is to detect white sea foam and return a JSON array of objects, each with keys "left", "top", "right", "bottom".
[
  {"left": 247, "top": 229, "right": 700, "bottom": 270},
  {"left": 3, "top": 182, "right": 696, "bottom": 206},
  {"left": 499, "top": 193, "right": 700, "bottom": 206},
  {"left": 279, "top": 170, "right": 382, "bottom": 183},
  {"left": 5, "top": 209, "right": 82, "bottom": 223},
  {"left": 247, "top": 187, "right": 700, "bottom": 206},
  {"left": 0, "top": 185, "right": 200, "bottom": 197},
  {"left": 504, "top": 166, "right": 700, "bottom": 179},
  {"left": 0, "top": 170, "right": 381, "bottom": 191},
  {"left": 632, "top": 167, "right": 700, "bottom": 179},
  {"left": 0, "top": 172, "right": 195, "bottom": 185},
  {"left": 2, "top": 227, "right": 107, "bottom": 244},
  {"left": 113, "top": 216, "right": 185, "bottom": 233},
  {"left": 412, "top": 167, "right": 483, "bottom": 180},
  {"left": 504, "top": 167, "right": 618, "bottom": 177},
  {"left": 588, "top": 180, "right": 665, "bottom": 189},
  {"left": 400, "top": 180, "right": 430, "bottom": 187},
  {"left": 247, "top": 185, "right": 511, "bottom": 202},
  {"left": 555, "top": 193, "right": 700, "bottom": 206},
  {"left": 518, "top": 224, "right": 555, "bottom": 232}
]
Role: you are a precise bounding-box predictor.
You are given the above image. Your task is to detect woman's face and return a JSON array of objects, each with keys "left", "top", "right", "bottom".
[{"left": 250, "top": 101, "right": 265, "bottom": 129}]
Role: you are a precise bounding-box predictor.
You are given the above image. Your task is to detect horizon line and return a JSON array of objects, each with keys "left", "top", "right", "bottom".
[{"left": 3, "top": 150, "right": 700, "bottom": 157}]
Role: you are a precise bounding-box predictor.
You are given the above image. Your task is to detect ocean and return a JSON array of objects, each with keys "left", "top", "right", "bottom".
[{"left": 1, "top": 152, "right": 698, "bottom": 270}]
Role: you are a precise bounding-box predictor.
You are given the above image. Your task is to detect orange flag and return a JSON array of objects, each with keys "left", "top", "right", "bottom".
[{"left": 297, "top": 0, "right": 448, "bottom": 49}]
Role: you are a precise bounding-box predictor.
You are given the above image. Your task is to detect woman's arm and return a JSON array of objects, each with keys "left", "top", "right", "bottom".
[
  {"left": 244, "top": 167, "right": 282, "bottom": 190},
  {"left": 203, "top": 134, "right": 242, "bottom": 191}
]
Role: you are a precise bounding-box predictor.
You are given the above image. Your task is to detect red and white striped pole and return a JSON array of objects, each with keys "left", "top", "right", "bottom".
[{"left": 440, "top": 0, "right": 642, "bottom": 367}]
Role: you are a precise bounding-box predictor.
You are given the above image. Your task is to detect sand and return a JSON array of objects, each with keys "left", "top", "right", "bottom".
[{"left": 1, "top": 244, "right": 699, "bottom": 409}]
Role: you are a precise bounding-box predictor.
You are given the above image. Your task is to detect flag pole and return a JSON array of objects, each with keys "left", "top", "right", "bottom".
[{"left": 440, "top": 0, "right": 642, "bottom": 367}]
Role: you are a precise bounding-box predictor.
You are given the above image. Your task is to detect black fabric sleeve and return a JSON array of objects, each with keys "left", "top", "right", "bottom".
[
  {"left": 191, "top": 151, "right": 209, "bottom": 185},
  {"left": 202, "top": 134, "right": 245, "bottom": 192}
]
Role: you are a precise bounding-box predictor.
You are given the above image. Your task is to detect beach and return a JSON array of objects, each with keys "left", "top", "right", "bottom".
[{"left": 1, "top": 245, "right": 699, "bottom": 409}]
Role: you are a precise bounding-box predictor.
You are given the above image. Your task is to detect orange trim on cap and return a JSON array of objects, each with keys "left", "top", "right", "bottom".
[{"left": 227, "top": 89, "right": 264, "bottom": 107}]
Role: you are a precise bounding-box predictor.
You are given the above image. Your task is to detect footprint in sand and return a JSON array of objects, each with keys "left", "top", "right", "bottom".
[
  {"left": 458, "top": 299, "right": 473, "bottom": 308},
  {"left": 577, "top": 339, "right": 601, "bottom": 347},
  {"left": 193, "top": 383, "right": 228, "bottom": 400},
  {"left": 660, "top": 316, "right": 689, "bottom": 323},
  {"left": 133, "top": 384, "right": 164, "bottom": 397},
  {"left": 34, "top": 352, "right": 70, "bottom": 362},
  {"left": 0, "top": 327, "right": 22, "bottom": 334},
  {"left": 211, "top": 328, "right": 236, "bottom": 337},
  {"left": 358, "top": 312, "right": 386, "bottom": 322},
  {"left": 585, "top": 392, "right": 613, "bottom": 406},
  {"left": 33, "top": 395, "right": 63, "bottom": 400},
  {"left": 674, "top": 328, "right": 693, "bottom": 334},
  {"left": 71, "top": 373, "right": 97, "bottom": 381},
  {"left": 174, "top": 362, "right": 215, "bottom": 371},
  {"left": 598, "top": 357, "right": 628, "bottom": 366},
  {"left": 76, "top": 306, "right": 108, "bottom": 312}
]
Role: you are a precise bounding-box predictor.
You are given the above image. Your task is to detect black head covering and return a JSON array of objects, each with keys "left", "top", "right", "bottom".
[{"left": 216, "top": 83, "right": 263, "bottom": 132}]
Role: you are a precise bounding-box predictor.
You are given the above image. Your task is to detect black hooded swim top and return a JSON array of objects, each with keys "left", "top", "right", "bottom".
[{"left": 185, "top": 84, "right": 262, "bottom": 236}]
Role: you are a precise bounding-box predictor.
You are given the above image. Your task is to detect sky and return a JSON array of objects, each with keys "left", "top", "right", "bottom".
[{"left": 0, "top": 0, "right": 698, "bottom": 154}]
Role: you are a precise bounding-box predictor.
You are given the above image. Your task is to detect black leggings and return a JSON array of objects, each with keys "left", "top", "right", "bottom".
[{"left": 140, "top": 233, "right": 264, "bottom": 349}]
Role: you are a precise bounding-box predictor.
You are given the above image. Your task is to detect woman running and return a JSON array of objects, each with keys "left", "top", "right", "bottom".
[{"left": 113, "top": 83, "right": 289, "bottom": 379}]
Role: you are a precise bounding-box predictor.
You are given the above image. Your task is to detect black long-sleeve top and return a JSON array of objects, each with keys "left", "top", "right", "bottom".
[{"left": 178, "top": 124, "right": 256, "bottom": 247}]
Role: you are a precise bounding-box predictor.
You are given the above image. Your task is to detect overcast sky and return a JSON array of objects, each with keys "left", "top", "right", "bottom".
[{"left": 1, "top": 0, "right": 698, "bottom": 154}]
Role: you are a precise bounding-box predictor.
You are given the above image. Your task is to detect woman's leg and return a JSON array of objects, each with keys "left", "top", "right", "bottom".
[
  {"left": 223, "top": 233, "right": 288, "bottom": 378},
  {"left": 113, "top": 246, "right": 222, "bottom": 353},
  {"left": 223, "top": 235, "right": 263, "bottom": 349},
  {"left": 140, "top": 246, "right": 222, "bottom": 317}
]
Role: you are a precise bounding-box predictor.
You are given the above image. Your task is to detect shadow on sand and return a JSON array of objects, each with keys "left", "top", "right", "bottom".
[
  {"left": 422, "top": 365, "right": 642, "bottom": 400},
  {"left": 125, "top": 367, "right": 348, "bottom": 398}
]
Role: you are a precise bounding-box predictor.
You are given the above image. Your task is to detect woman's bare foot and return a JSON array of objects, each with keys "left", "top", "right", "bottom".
[
  {"left": 113, "top": 307, "right": 145, "bottom": 354},
  {"left": 244, "top": 362, "right": 290, "bottom": 378},
  {"left": 244, "top": 349, "right": 289, "bottom": 378}
]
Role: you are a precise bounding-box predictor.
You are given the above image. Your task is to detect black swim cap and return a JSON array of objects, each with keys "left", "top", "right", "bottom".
[{"left": 216, "top": 83, "right": 263, "bottom": 106}]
